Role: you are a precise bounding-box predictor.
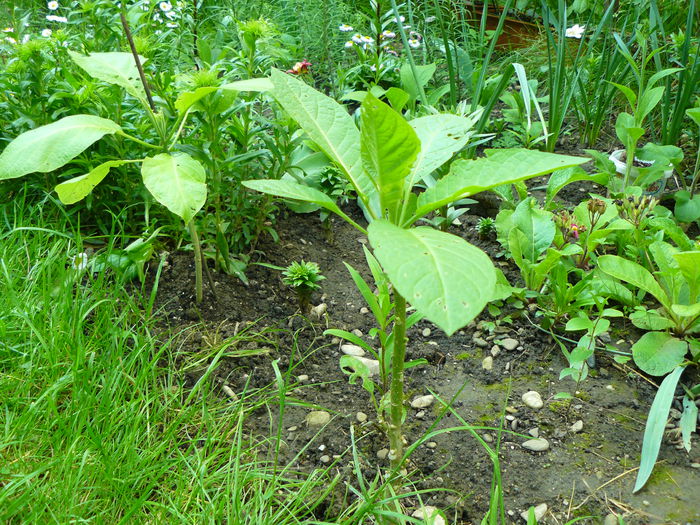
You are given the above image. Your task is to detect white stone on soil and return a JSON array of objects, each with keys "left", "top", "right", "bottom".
[
  {"left": 501, "top": 338, "right": 519, "bottom": 351},
  {"left": 305, "top": 411, "right": 331, "bottom": 427},
  {"left": 520, "top": 503, "right": 547, "bottom": 522},
  {"left": 341, "top": 344, "right": 365, "bottom": 357},
  {"left": 522, "top": 438, "right": 550, "bottom": 452},
  {"left": 411, "top": 506, "right": 446, "bottom": 525},
  {"left": 356, "top": 412, "right": 368, "bottom": 423},
  {"left": 570, "top": 420, "right": 584, "bottom": 433},
  {"left": 410, "top": 394, "right": 435, "bottom": 409},
  {"left": 522, "top": 391, "right": 544, "bottom": 410},
  {"left": 482, "top": 356, "right": 493, "bottom": 371}
]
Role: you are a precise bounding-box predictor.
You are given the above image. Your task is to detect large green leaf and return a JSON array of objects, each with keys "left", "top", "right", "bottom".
[
  {"left": 141, "top": 153, "right": 206, "bottom": 224},
  {"left": 368, "top": 220, "right": 496, "bottom": 336},
  {"left": 174, "top": 78, "right": 272, "bottom": 115},
  {"left": 510, "top": 198, "right": 555, "bottom": 262},
  {"left": 68, "top": 51, "right": 148, "bottom": 102},
  {"left": 673, "top": 251, "right": 700, "bottom": 302},
  {"left": 632, "top": 332, "right": 687, "bottom": 376},
  {"left": 55, "top": 160, "right": 132, "bottom": 204},
  {"left": 400, "top": 62, "right": 435, "bottom": 103},
  {"left": 242, "top": 179, "right": 365, "bottom": 233},
  {"left": 0, "top": 115, "right": 122, "bottom": 180},
  {"left": 269, "top": 69, "right": 375, "bottom": 212},
  {"left": 360, "top": 93, "right": 419, "bottom": 221},
  {"left": 597, "top": 255, "right": 670, "bottom": 309},
  {"left": 408, "top": 113, "right": 478, "bottom": 188},
  {"left": 412, "top": 149, "right": 587, "bottom": 221},
  {"left": 634, "top": 366, "right": 685, "bottom": 492}
]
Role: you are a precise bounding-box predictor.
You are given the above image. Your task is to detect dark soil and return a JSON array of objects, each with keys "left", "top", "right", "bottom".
[{"left": 150, "top": 196, "right": 700, "bottom": 524}]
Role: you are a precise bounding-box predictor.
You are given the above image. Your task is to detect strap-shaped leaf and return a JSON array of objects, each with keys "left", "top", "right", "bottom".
[
  {"left": 55, "top": 160, "right": 132, "bottom": 204},
  {"left": 598, "top": 255, "right": 670, "bottom": 309},
  {"left": 368, "top": 220, "right": 495, "bottom": 336},
  {"left": 360, "top": 92, "right": 419, "bottom": 221},
  {"left": 0, "top": 115, "right": 122, "bottom": 180},
  {"left": 408, "top": 113, "right": 478, "bottom": 188},
  {"left": 634, "top": 366, "right": 685, "bottom": 492},
  {"left": 141, "top": 153, "right": 206, "bottom": 224},
  {"left": 269, "top": 69, "right": 376, "bottom": 214},
  {"left": 413, "top": 149, "right": 587, "bottom": 221},
  {"left": 242, "top": 179, "right": 366, "bottom": 233},
  {"left": 68, "top": 51, "right": 148, "bottom": 102}
]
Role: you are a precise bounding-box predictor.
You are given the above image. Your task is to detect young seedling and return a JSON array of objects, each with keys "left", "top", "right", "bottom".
[{"left": 282, "top": 260, "right": 325, "bottom": 314}]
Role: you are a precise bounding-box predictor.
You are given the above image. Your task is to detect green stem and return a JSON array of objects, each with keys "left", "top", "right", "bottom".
[
  {"left": 188, "top": 220, "right": 203, "bottom": 304},
  {"left": 388, "top": 290, "right": 407, "bottom": 471},
  {"left": 389, "top": 0, "right": 427, "bottom": 107},
  {"left": 118, "top": 131, "right": 160, "bottom": 150}
]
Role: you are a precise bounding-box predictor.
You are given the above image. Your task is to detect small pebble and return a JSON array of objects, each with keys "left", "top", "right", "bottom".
[
  {"left": 491, "top": 345, "right": 501, "bottom": 357},
  {"left": 522, "top": 438, "right": 550, "bottom": 452},
  {"left": 287, "top": 426, "right": 298, "bottom": 432},
  {"left": 522, "top": 391, "right": 544, "bottom": 410},
  {"left": 415, "top": 410, "right": 426, "bottom": 419},
  {"left": 570, "top": 420, "right": 584, "bottom": 433},
  {"left": 305, "top": 411, "right": 331, "bottom": 427},
  {"left": 606, "top": 384, "right": 615, "bottom": 391},
  {"left": 356, "top": 411, "right": 368, "bottom": 423},
  {"left": 422, "top": 328, "right": 431, "bottom": 337},
  {"left": 222, "top": 385, "right": 238, "bottom": 401},
  {"left": 690, "top": 463, "right": 700, "bottom": 469},
  {"left": 604, "top": 514, "right": 619, "bottom": 525},
  {"left": 501, "top": 338, "right": 519, "bottom": 351},
  {"left": 483, "top": 433, "right": 493, "bottom": 443},
  {"left": 528, "top": 428, "right": 539, "bottom": 438},
  {"left": 318, "top": 444, "right": 326, "bottom": 451},
  {"left": 411, "top": 394, "right": 435, "bottom": 409},
  {"left": 412, "top": 506, "right": 446, "bottom": 525},
  {"left": 359, "top": 307, "right": 369, "bottom": 314},
  {"left": 296, "top": 374, "right": 309, "bottom": 383},
  {"left": 319, "top": 455, "right": 330, "bottom": 464},
  {"left": 482, "top": 356, "right": 493, "bottom": 371},
  {"left": 520, "top": 503, "right": 547, "bottom": 522},
  {"left": 341, "top": 344, "right": 365, "bottom": 357},
  {"left": 473, "top": 337, "right": 488, "bottom": 347},
  {"left": 427, "top": 441, "right": 437, "bottom": 449},
  {"left": 352, "top": 329, "right": 363, "bottom": 337},
  {"left": 311, "top": 303, "right": 327, "bottom": 319},
  {"left": 377, "top": 448, "right": 389, "bottom": 460}
]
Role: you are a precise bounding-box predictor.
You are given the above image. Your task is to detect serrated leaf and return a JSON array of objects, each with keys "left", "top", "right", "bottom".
[
  {"left": 634, "top": 366, "right": 685, "bottom": 492},
  {"left": 632, "top": 332, "right": 687, "bottom": 376},
  {"left": 360, "top": 93, "right": 418, "bottom": 221},
  {"left": 68, "top": 50, "right": 148, "bottom": 102},
  {"left": 413, "top": 149, "right": 588, "bottom": 220},
  {"left": 141, "top": 152, "right": 206, "bottom": 224},
  {"left": 368, "top": 220, "right": 495, "bottom": 336},
  {"left": 0, "top": 115, "right": 122, "bottom": 180},
  {"left": 55, "top": 160, "right": 130, "bottom": 204}
]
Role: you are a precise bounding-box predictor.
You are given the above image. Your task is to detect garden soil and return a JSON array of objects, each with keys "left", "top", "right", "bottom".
[{"left": 151, "top": 190, "right": 700, "bottom": 524}]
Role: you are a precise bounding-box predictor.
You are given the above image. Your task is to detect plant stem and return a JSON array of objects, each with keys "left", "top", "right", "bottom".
[
  {"left": 388, "top": 290, "right": 407, "bottom": 471},
  {"left": 119, "top": 6, "right": 156, "bottom": 112},
  {"left": 188, "top": 220, "right": 203, "bottom": 303}
]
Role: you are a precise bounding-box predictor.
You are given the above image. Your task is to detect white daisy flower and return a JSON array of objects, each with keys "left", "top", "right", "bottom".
[
  {"left": 381, "top": 30, "right": 396, "bottom": 39},
  {"left": 370, "top": 64, "right": 377, "bottom": 72},
  {"left": 351, "top": 33, "right": 363, "bottom": 44},
  {"left": 47, "top": 1, "right": 59, "bottom": 10},
  {"left": 360, "top": 35, "right": 374, "bottom": 44},
  {"left": 46, "top": 15, "right": 68, "bottom": 23},
  {"left": 5, "top": 36, "right": 16, "bottom": 44},
  {"left": 338, "top": 24, "right": 353, "bottom": 32},
  {"left": 565, "top": 24, "right": 585, "bottom": 39},
  {"left": 395, "top": 15, "right": 405, "bottom": 23},
  {"left": 344, "top": 40, "right": 354, "bottom": 48},
  {"left": 159, "top": 2, "right": 172, "bottom": 12},
  {"left": 2, "top": 27, "right": 13, "bottom": 33},
  {"left": 41, "top": 28, "right": 52, "bottom": 37},
  {"left": 165, "top": 10, "right": 177, "bottom": 20},
  {"left": 408, "top": 38, "right": 420, "bottom": 48},
  {"left": 70, "top": 252, "right": 89, "bottom": 271},
  {"left": 166, "top": 22, "right": 177, "bottom": 28}
]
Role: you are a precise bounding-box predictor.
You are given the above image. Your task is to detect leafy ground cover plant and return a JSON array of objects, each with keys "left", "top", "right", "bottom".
[
  {"left": 243, "top": 68, "right": 587, "bottom": 470},
  {"left": 282, "top": 260, "right": 325, "bottom": 314}
]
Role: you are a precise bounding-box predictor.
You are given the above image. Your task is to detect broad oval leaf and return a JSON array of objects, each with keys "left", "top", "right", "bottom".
[
  {"left": 634, "top": 366, "right": 685, "bottom": 492},
  {"left": 368, "top": 220, "right": 496, "bottom": 336},
  {"left": 269, "top": 69, "right": 376, "bottom": 214},
  {"left": 510, "top": 198, "right": 555, "bottom": 261},
  {"left": 360, "top": 92, "right": 419, "bottom": 221},
  {"left": 68, "top": 50, "right": 148, "bottom": 102},
  {"left": 597, "top": 255, "right": 670, "bottom": 309},
  {"left": 632, "top": 332, "right": 687, "bottom": 376},
  {"left": 55, "top": 160, "right": 132, "bottom": 204},
  {"left": 673, "top": 251, "right": 700, "bottom": 301},
  {"left": 0, "top": 115, "right": 122, "bottom": 180},
  {"left": 141, "top": 153, "right": 206, "bottom": 224},
  {"left": 174, "top": 78, "right": 272, "bottom": 115},
  {"left": 408, "top": 112, "right": 478, "bottom": 187},
  {"left": 413, "top": 149, "right": 588, "bottom": 221}
]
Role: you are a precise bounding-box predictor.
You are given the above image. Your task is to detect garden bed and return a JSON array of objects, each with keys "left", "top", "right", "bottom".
[{"left": 152, "top": 199, "right": 700, "bottom": 525}]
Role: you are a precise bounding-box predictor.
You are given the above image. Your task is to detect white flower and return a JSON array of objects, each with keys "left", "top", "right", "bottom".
[
  {"left": 166, "top": 22, "right": 177, "bottom": 28},
  {"left": 153, "top": 13, "right": 162, "bottom": 22},
  {"left": 408, "top": 38, "right": 420, "bottom": 48},
  {"left": 2, "top": 27, "right": 13, "bottom": 33},
  {"left": 46, "top": 15, "right": 68, "bottom": 23},
  {"left": 338, "top": 24, "right": 353, "bottom": 32},
  {"left": 395, "top": 15, "right": 405, "bottom": 23},
  {"left": 41, "top": 28, "right": 52, "bottom": 37},
  {"left": 344, "top": 40, "right": 354, "bottom": 48},
  {"left": 22, "top": 35, "right": 30, "bottom": 43},
  {"left": 381, "top": 30, "right": 395, "bottom": 39},
  {"left": 70, "top": 252, "right": 89, "bottom": 271},
  {"left": 165, "top": 10, "right": 177, "bottom": 20},
  {"left": 159, "top": 1, "right": 172, "bottom": 12},
  {"left": 425, "top": 16, "right": 436, "bottom": 23},
  {"left": 565, "top": 24, "right": 585, "bottom": 39},
  {"left": 360, "top": 35, "right": 374, "bottom": 44},
  {"left": 47, "top": 1, "right": 59, "bottom": 10},
  {"left": 370, "top": 64, "right": 377, "bottom": 72},
  {"left": 5, "top": 36, "right": 16, "bottom": 44},
  {"left": 351, "top": 33, "right": 362, "bottom": 44}
]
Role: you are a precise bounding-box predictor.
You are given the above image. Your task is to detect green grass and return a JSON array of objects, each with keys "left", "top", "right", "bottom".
[{"left": 0, "top": 194, "right": 346, "bottom": 523}]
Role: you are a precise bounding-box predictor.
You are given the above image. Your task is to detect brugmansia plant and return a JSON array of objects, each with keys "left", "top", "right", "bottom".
[
  {"left": 0, "top": 50, "right": 269, "bottom": 302},
  {"left": 243, "top": 68, "right": 588, "bottom": 468}
]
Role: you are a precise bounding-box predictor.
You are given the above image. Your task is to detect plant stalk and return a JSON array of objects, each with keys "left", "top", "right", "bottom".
[
  {"left": 119, "top": 6, "right": 156, "bottom": 112},
  {"left": 388, "top": 290, "right": 407, "bottom": 471},
  {"left": 188, "top": 220, "right": 203, "bottom": 303}
]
